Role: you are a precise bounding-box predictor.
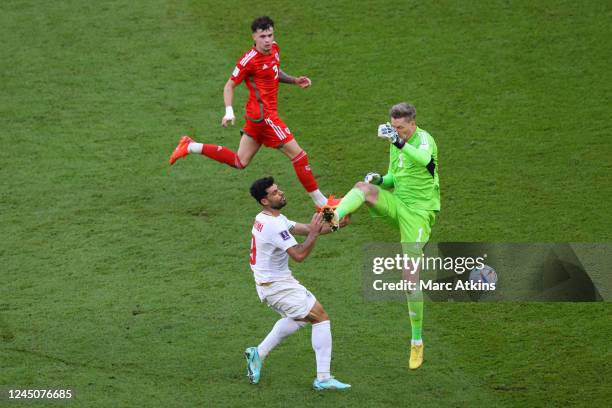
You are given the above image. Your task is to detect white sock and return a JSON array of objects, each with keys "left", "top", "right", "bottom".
[
  {"left": 309, "top": 190, "right": 327, "bottom": 207},
  {"left": 411, "top": 339, "right": 423, "bottom": 346},
  {"left": 312, "top": 320, "right": 332, "bottom": 380},
  {"left": 188, "top": 142, "right": 203, "bottom": 154},
  {"left": 257, "top": 318, "right": 306, "bottom": 360}
]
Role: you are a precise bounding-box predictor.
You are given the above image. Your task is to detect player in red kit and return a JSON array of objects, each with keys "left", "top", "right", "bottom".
[{"left": 169, "top": 16, "right": 331, "bottom": 207}]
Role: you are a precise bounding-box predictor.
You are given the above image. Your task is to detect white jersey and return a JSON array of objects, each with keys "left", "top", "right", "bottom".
[{"left": 250, "top": 212, "right": 298, "bottom": 284}]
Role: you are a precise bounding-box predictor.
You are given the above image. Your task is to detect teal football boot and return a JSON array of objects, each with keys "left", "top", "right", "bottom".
[
  {"left": 244, "top": 347, "right": 262, "bottom": 384},
  {"left": 313, "top": 377, "right": 351, "bottom": 391}
]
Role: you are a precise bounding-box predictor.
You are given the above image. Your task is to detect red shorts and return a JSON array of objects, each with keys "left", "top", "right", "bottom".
[{"left": 242, "top": 116, "right": 295, "bottom": 148}]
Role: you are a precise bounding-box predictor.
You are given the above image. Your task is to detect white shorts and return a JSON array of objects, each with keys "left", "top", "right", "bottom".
[{"left": 255, "top": 277, "right": 317, "bottom": 319}]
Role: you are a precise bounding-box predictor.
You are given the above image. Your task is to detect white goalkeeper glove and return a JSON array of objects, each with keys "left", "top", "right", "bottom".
[
  {"left": 364, "top": 172, "right": 382, "bottom": 185},
  {"left": 222, "top": 106, "right": 235, "bottom": 127},
  {"left": 377, "top": 122, "right": 399, "bottom": 144}
]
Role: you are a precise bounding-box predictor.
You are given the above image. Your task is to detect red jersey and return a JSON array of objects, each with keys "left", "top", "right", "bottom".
[{"left": 230, "top": 43, "right": 281, "bottom": 122}]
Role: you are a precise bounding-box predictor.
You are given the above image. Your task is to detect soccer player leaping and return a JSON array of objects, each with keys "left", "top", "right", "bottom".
[
  {"left": 169, "top": 16, "right": 332, "bottom": 208},
  {"left": 245, "top": 177, "right": 350, "bottom": 390},
  {"left": 322, "top": 103, "right": 440, "bottom": 370}
]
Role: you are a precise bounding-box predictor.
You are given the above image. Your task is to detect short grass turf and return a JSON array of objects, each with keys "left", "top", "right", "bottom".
[{"left": 1, "top": 0, "right": 611, "bottom": 406}]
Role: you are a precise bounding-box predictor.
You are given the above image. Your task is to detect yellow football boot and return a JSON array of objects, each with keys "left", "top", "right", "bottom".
[{"left": 409, "top": 343, "right": 424, "bottom": 370}]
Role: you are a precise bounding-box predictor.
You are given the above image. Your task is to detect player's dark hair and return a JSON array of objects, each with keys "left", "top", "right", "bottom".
[
  {"left": 390, "top": 102, "right": 417, "bottom": 121},
  {"left": 251, "top": 16, "right": 274, "bottom": 32},
  {"left": 250, "top": 176, "right": 275, "bottom": 204}
]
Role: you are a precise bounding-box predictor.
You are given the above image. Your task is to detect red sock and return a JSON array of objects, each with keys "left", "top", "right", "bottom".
[
  {"left": 291, "top": 151, "right": 318, "bottom": 192},
  {"left": 202, "top": 144, "right": 244, "bottom": 169}
]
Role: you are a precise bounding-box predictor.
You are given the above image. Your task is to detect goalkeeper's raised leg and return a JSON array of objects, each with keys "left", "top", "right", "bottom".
[{"left": 322, "top": 181, "right": 378, "bottom": 231}]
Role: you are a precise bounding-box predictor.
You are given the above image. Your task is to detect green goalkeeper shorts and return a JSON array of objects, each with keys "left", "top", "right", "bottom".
[{"left": 368, "top": 186, "right": 437, "bottom": 255}]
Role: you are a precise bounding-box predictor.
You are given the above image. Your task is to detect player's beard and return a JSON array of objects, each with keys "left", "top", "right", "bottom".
[{"left": 270, "top": 198, "right": 286, "bottom": 210}]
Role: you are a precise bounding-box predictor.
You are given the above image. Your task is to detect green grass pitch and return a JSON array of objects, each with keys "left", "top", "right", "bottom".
[{"left": 1, "top": 0, "right": 610, "bottom": 406}]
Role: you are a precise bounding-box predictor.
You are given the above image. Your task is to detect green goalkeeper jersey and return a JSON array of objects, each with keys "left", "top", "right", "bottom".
[{"left": 381, "top": 126, "right": 440, "bottom": 211}]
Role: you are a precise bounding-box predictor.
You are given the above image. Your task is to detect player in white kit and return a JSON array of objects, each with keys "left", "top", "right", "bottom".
[{"left": 245, "top": 176, "right": 351, "bottom": 391}]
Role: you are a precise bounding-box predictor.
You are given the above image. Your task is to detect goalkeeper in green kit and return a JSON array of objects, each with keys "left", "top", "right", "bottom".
[{"left": 323, "top": 102, "right": 440, "bottom": 370}]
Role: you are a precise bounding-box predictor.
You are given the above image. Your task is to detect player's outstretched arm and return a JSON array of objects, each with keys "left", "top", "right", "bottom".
[
  {"left": 286, "top": 213, "right": 323, "bottom": 262},
  {"left": 320, "top": 214, "right": 350, "bottom": 233},
  {"left": 278, "top": 69, "right": 311, "bottom": 88},
  {"left": 289, "top": 223, "right": 311, "bottom": 236},
  {"left": 222, "top": 79, "right": 237, "bottom": 127},
  {"left": 291, "top": 215, "right": 350, "bottom": 236}
]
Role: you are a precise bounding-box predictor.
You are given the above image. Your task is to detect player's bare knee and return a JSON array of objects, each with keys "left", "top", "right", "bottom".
[
  {"left": 354, "top": 181, "right": 369, "bottom": 191},
  {"left": 310, "top": 314, "right": 330, "bottom": 324},
  {"left": 315, "top": 306, "right": 330, "bottom": 323},
  {"left": 305, "top": 302, "right": 329, "bottom": 323},
  {"left": 237, "top": 156, "right": 250, "bottom": 168},
  {"left": 354, "top": 182, "right": 377, "bottom": 202}
]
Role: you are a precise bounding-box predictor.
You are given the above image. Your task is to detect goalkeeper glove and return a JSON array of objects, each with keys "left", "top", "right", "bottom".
[
  {"left": 377, "top": 122, "right": 399, "bottom": 143},
  {"left": 364, "top": 172, "right": 382, "bottom": 185},
  {"left": 377, "top": 122, "right": 406, "bottom": 149}
]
